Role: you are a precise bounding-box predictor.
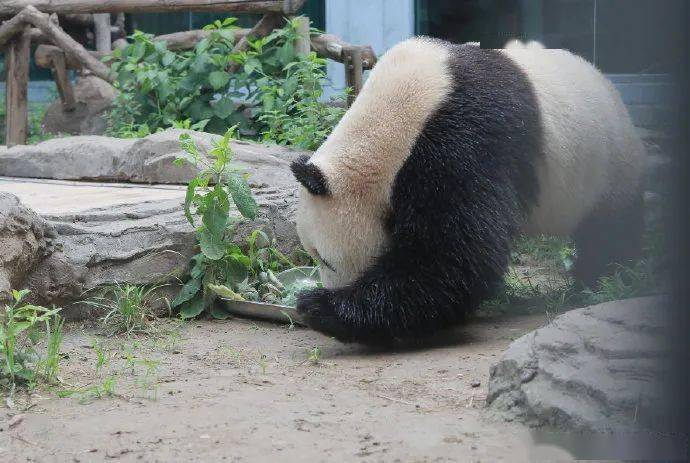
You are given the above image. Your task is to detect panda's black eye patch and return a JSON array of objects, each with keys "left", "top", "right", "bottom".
[{"left": 290, "top": 155, "right": 330, "bottom": 196}]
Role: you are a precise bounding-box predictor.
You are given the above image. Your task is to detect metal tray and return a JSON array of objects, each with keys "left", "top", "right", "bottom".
[
  {"left": 219, "top": 266, "right": 319, "bottom": 325},
  {"left": 221, "top": 300, "right": 304, "bottom": 325}
]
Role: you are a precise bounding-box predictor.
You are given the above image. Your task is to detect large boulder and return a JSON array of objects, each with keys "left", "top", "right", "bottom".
[
  {"left": 42, "top": 75, "right": 117, "bottom": 136},
  {"left": 487, "top": 297, "right": 669, "bottom": 432},
  {"left": 0, "top": 193, "right": 56, "bottom": 302},
  {"left": 0, "top": 129, "right": 305, "bottom": 186}
]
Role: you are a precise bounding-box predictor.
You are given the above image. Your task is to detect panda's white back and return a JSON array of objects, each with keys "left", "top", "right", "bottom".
[{"left": 503, "top": 47, "right": 646, "bottom": 236}]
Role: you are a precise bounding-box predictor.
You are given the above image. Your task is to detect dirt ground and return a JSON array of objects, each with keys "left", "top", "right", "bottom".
[{"left": 0, "top": 313, "right": 576, "bottom": 462}]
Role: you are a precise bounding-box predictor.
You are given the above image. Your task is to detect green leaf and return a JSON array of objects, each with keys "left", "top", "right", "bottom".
[
  {"left": 188, "top": 99, "right": 214, "bottom": 120},
  {"left": 225, "top": 254, "right": 249, "bottom": 284},
  {"left": 171, "top": 277, "right": 201, "bottom": 308},
  {"left": 190, "top": 253, "right": 207, "bottom": 279},
  {"left": 132, "top": 41, "right": 147, "bottom": 61},
  {"left": 208, "top": 71, "right": 230, "bottom": 90},
  {"left": 212, "top": 97, "right": 236, "bottom": 119},
  {"left": 199, "top": 228, "right": 226, "bottom": 260},
  {"left": 227, "top": 173, "right": 258, "bottom": 220},
  {"left": 161, "top": 52, "right": 176, "bottom": 67},
  {"left": 183, "top": 178, "right": 199, "bottom": 226},
  {"left": 207, "top": 284, "right": 245, "bottom": 301},
  {"left": 179, "top": 295, "right": 205, "bottom": 319},
  {"left": 12, "top": 288, "right": 30, "bottom": 303},
  {"left": 202, "top": 186, "right": 229, "bottom": 238}
]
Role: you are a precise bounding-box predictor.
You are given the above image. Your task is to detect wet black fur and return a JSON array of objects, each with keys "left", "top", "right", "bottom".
[
  {"left": 296, "top": 43, "right": 544, "bottom": 345},
  {"left": 290, "top": 155, "right": 330, "bottom": 196}
]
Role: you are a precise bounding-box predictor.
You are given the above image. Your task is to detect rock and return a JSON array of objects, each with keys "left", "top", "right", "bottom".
[
  {"left": 42, "top": 75, "right": 118, "bottom": 136},
  {"left": 0, "top": 193, "right": 56, "bottom": 302},
  {"left": 487, "top": 297, "right": 668, "bottom": 432},
  {"left": 0, "top": 136, "right": 137, "bottom": 181},
  {"left": 0, "top": 129, "right": 306, "bottom": 186}
]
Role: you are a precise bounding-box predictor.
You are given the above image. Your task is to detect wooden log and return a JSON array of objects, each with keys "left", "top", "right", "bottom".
[
  {"left": 4, "top": 26, "right": 31, "bottom": 146},
  {"left": 0, "top": 0, "right": 303, "bottom": 15},
  {"left": 50, "top": 50, "right": 77, "bottom": 111},
  {"left": 35, "top": 43, "right": 109, "bottom": 69},
  {"left": 226, "top": 12, "right": 283, "bottom": 73},
  {"left": 93, "top": 13, "right": 111, "bottom": 52},
  {"left": 343, "top": 46, "right": 363, "bottom": 107},
  {"left": 292, "top": 15, "right": 309, "bottom": 56},
  {"left": 136, "top": 27, "right": 376, "bottom": 68},
  {"left": 153, "top": 28, "right": 251, "bottom": 50},
  {"left": 311, "top": 34, "right": 376, "bottom": 69},
  {"left": 0, "top": 7, "right": 34, "bottom": 48},
  {"left": 17, "top": 6, "right": 114, "bottom": 82}
]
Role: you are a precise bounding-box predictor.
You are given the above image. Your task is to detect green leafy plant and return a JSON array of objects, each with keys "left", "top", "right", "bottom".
[
  {"left": 171, "top": 128, "right": 259, "bottom": 319},
  {"left": 256, "top": 52, "right": 348, "bottom": 150},
  {"left": 1, "top": 289, "right": 63, "bottom": 395},
  {"left": 106, "top": 17, "right": 345, "bottom": 150}
]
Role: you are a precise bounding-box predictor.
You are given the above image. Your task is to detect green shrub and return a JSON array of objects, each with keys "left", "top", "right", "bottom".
[{"left": 107, "top": 17, "right": 346, "bottom": 149}]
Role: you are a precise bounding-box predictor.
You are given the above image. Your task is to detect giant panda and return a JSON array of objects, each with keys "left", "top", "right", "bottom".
[{"left": 289, "top": 37, "right": 646, "bottom": 345}]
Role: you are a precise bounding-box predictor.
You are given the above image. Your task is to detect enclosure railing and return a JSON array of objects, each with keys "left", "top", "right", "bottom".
[{"left": 0, "top": 0, "right": 377, "bottom": 146}]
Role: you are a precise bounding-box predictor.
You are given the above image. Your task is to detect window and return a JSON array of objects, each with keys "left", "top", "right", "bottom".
[{"left": 414, "top": 0, "right": 684, "bottom": 74}]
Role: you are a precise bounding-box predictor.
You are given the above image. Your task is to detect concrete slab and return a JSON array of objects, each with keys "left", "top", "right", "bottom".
[{"left": 0, "top": 177, "right": 186, "bottom": 215}]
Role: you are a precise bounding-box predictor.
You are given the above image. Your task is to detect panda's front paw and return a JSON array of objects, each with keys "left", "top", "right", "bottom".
[{"left": 295, "top": 288, "right": 352, "bottom": 341}]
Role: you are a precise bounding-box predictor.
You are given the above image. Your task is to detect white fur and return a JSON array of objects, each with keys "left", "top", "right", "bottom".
[
  {"left": 296, "top": 38, "right": 453, "bottom": 287},
  {"left": 502, "top": 46, "right": 646, "bottom": 236}
]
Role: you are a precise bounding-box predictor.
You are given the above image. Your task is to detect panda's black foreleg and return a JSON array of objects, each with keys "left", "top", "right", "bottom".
[{"left": 295, "top": 225, "right": 514, "bottom": 345}]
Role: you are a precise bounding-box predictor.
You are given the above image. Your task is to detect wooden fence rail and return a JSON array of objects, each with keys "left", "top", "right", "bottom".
[{"left": 0, "top": 0, "right": 304, "bottom": 15}]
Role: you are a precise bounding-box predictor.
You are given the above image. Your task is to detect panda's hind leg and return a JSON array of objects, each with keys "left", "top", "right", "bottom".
[{"left": 571, "top": 191, "right": 645, "bottom": 288}]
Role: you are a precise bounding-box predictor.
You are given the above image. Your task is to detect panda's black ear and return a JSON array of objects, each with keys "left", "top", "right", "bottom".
[{"left": 290, "top": 155, "right": 330, "bottom": 196}]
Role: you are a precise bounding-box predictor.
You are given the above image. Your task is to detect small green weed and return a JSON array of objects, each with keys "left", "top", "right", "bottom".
[
  {"left": 582, "top": 260, "right": 657, "bottom": 304},
  {"left": 258, "top": 352, "right": 268, "bottom": 374},
  {"left": 59, "top": 376, "right": 117, "bottom": 403},
  {"left": 1, "top": 290, "right": 63, "bottom": 397},
  {"left": 308, "top": 346, "right": 321, "bottom": 365},
  {"left": 84, "top": 283, "right": 165, "bottom": 336}
]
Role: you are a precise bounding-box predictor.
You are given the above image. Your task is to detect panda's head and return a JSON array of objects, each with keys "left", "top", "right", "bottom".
[
  {"left": 289, "top": 38, "right": 454, "bottom": 289},
  {"left": 290, "top": 153, "right": 391, "bottom": 289}
]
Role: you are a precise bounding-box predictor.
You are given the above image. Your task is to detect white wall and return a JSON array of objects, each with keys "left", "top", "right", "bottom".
[{"left": 324, "top": 0, "right": 415, "bottom": 94}]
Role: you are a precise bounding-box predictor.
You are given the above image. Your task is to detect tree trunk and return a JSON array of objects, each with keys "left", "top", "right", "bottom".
[
  {"left": 93, "top": 13, "right": 111, "bottom": 52},
  {"left": 4, "top": 26, "right": 31, "bottom": 146}
]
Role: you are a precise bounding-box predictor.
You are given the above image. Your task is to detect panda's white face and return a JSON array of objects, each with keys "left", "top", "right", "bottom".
[{"left": 295, "top": 180, "right": 389, "bottom": 288}]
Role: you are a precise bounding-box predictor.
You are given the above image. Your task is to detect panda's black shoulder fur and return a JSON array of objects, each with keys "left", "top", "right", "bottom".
[{"left": 297, "top": 43, "right": 544, "bottom": 345}]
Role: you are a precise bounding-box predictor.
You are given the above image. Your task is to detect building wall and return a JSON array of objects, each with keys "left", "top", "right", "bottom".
[{"left": 324, "top": 0, "right": 414, "bottom": 92}]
